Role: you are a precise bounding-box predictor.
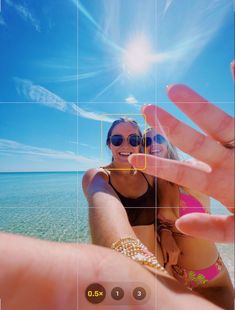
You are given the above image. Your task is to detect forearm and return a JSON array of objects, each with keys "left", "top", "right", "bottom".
[
  {"left": 0, "top": 233, "right": 220, "bottom": 310},
  {"left": 0, "top": 233, "right": 77, "bottom": 310},
  {"left": 88, "top": 190, "right": 137, "bottom": 247}
]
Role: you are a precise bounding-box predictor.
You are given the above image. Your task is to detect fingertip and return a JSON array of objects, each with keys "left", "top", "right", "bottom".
[
  {"left": 128, "top": 154, "right": 145, "bottom": 169},
  {"left": 128, "top": 153, "right": 135, "bottom": 164},
  {"left": 175, "top": 217, "right": 191, "bottom": 234},
  {"left": 141, "top": 104, "right": 155, "bottom": 115},
  {"left": 175, "top": 218, "right": 182, "bottom": 231},
  {"left": 167, "top": 83, "right": 186, "bottom": 93},
  {"left": 128, "top": 153, "right": 139, "bottom": 165},
  {"left": 166, "top": 84, "right": 174, "bottom": 92},
  {"left": 167, "top": 84, "right": 181, "bottom": 102},
  {"left": 167, "top": 84, "right": 196, "bottom": 103},
  {"left": 141, "top": 105, "right": 148, "bottom": 117}
]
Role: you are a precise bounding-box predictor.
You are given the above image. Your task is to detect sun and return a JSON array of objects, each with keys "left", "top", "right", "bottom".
[{"left": 122, "top": 36, "right": 153, "bottom": 76}]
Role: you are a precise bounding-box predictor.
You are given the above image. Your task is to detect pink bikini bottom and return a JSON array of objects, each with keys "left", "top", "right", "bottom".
[{"left": 172, "top": 256, "right": 223, "bottom": 289}]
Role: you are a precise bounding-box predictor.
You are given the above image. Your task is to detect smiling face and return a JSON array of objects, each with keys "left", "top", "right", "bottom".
[
  {"left": 144, "top": 128, "right": 168, "bottom": 158},
  {"left": 108, "top": 122, "right": 141, "bottom": 166}
]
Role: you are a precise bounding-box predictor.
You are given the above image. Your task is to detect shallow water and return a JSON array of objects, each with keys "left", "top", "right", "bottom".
[
  {"left": 0, "top": 172, "right": 233, "bottom": 285},
  {"left": 0, "top": 172, "right": 91, "bottom": 243}
]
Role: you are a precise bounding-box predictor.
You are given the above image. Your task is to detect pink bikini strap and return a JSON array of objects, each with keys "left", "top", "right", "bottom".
[{"left": 179, "top": 192, "right": 206, "bottom": 217}]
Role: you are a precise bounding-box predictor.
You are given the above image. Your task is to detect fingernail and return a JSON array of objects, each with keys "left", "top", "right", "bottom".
[
  {"left": 141, "top": 104, "right": 148, "bottom": 113},
  {"left": 141, "top": 104, "right": 154, "bottom": 116},
  {"left": 167, "top": 84, "right": 199, "bottom": 105},
  {"left": 142, "top": 103, "right": 154, "bottom": 111}
]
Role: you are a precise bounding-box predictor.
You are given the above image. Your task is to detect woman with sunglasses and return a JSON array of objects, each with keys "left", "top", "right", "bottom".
[
  {"left": 82, "top": 118, "right": 165, "bottom": 273},
  {"left": 142, "top": 127, "right": 234, "bottom": 309}
]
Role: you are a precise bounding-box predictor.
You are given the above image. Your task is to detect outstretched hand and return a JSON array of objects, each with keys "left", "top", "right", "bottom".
[
  {"left": 0, "top": 233, "right": 220, "bottom": 309},
  {"left": 129, "top": 62, "right": 234, "bottom": 243}
]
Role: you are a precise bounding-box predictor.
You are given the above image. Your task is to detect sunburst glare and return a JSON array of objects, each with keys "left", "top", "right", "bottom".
[{"left": 122, "top": 35, "right": 153, "bottom": 76}]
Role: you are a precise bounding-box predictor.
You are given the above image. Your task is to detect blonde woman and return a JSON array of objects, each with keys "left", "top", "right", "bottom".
[{"left": 141, "top": 126, "right": 234, "bottom": 309}]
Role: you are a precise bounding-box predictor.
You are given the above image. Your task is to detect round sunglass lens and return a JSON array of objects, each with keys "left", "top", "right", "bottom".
[
  {"left": 111, "top": 135, "right": 123, "bottom": 146},
  {"left": 129, "top": 135, "right": 141, "bottom": 147},
  {"left": 155, "top": 134, "right": 166, "bottom": 144}
]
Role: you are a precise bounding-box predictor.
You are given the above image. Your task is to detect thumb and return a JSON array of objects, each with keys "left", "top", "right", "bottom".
[{"left": 128, "top": 154, "right": 146, "bottom": 169}]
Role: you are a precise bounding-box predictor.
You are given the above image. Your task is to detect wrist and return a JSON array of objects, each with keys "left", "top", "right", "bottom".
[
  {"left": 157, "top": 220, "right": 173, "bottom": 235},
  {"left": 160, "top": 229, "right": 173, "bottom": 237},
  {"left": 111, "top": 237, "right": 166, "bottom": 272}
]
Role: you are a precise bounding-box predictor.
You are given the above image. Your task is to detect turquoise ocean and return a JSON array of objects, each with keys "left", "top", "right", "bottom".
[{"left": 0, "top": 172, "right": 233, "bottom": 285}]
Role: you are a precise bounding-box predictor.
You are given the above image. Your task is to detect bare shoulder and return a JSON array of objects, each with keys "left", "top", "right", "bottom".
[{"left": 82, "top": 168, "right": 109, "bottom": 197}]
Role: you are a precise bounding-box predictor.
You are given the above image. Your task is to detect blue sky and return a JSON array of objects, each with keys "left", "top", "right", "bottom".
[{"left": 0, "top": 0, "right": 234, "bottom": 172}]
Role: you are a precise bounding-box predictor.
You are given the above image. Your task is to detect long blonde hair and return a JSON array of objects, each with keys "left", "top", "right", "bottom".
[{"left": 143, "top": 127, "right": 180, "bottom": 160}]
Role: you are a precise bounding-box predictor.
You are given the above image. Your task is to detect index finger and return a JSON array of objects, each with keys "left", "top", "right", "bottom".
[
  {"left": 141, "top": 104, "right": 228, "bottom": 167},
  {"left": 166, "top": 84, "right": 234, "bottom": 144}
]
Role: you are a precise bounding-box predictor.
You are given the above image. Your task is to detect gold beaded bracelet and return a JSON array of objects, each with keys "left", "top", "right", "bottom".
[{"left": 111, "top": 237, "right": 165, "bottom": 272}]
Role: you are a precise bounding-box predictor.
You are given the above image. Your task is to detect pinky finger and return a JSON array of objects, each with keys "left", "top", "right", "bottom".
[{"left": 175, "top": 213, "right": 234, "bottom": 243}]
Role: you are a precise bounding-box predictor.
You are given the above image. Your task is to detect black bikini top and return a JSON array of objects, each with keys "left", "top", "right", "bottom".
[{"left": 107, "top": 171, "right": 156, "bottom": 226}]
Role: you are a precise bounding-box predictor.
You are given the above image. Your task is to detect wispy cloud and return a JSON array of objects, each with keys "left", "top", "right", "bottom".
[
  {"left": 0, "top": 139, "right": 98, "bottom": 164},
  {"left": 157, "top": 0, "right": 232, "bottom": 78},
  {"left": 5, "top": 0, "right": 40, "bottom": 32},
  {"left": 74, "top": 105, "right": 115, "bottom": 123},
  {"left": 125, "top": 96, "right": 138, "bottom": 104},
  {"left": 14, "top": 78, "right": 115, "bottom": 123},
  {"left": 41, "top": 71, "right": 111, "bottom": 83},
  {"left": 125, "top": 95, "right": 141, "bottom": 109},
  {"left": 14, "top": 77, "right": 67, "bottom": 111},
  {"left": 162, "top": 0, "right": 174, "bottom": 17},
  {"left": 70, "top": 141, "right": 98, "bottom": 150},
  {"left": 71, "top": 0, "right": 124, "bottom": 53}
]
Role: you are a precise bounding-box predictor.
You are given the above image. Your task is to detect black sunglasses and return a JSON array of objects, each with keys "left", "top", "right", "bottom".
[
  {"left": 142, "top": 134, "right": 167, "bottom": 147},
  {"left": 110, "top": 134, "right": 142, "bottom": 147}
]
